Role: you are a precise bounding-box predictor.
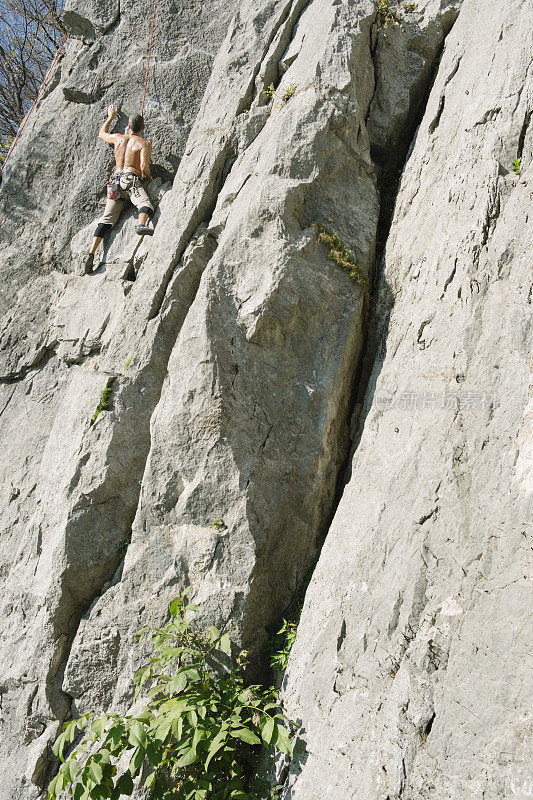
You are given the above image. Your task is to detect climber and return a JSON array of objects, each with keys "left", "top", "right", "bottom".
[{"left": 83, "top": 105, "right": 155, "bottom": 275}]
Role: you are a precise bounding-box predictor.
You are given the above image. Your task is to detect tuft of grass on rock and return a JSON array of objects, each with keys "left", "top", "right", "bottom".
[
  {"left": 312, "top": 223, "right": 371, "bottom": 311},
  {"left": 90, "top": 381, "right": 114, "bottom": 425}
]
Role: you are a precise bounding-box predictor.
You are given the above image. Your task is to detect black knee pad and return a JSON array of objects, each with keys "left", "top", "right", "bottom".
[
  {"left": 94, "top": 222, "right": 113, "bottom": 238},
  {"left": 138, "top": 206, "right": 154, "bottom": 219}
]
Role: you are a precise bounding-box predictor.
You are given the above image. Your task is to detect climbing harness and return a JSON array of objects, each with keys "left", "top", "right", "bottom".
[
  {"left": 141, "top": 0, "right": 158, "bottom": 116},
  {"left": 0, "top": 32, "right": 69, "bottom": 182},
  {"left": 106, "top": 171, "right": 144, "bottom": 200}
]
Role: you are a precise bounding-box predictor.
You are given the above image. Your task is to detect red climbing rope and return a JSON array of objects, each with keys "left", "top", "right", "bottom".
[
  {"left": 0, "top": 32, "right": 69, "bottom": 179},
  {"left": 141, "top": 0, "right": 158, "bottom": 116}
]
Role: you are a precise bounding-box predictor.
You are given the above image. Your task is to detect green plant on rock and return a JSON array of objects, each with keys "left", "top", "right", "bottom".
[
  {"left": 375, "top": 0, "right": 401, "bottom": 27},
  {"left": 48, "top": 590, "right": 299, "bottom": 800},
  {"left": 268, "top": 618, "right": 298, "bottom": 673},
  {"left": 512, "top": 157, "right": 522, "bottom": 176},
  {"left": 211, "top": 519, "right": 226, "bottom": 531},
  {"left": 262, "top": 82, "right": 276, "bottom": 102},
  {"left": 280, "top": 83, "right": 297, "bottom": 105},
  {"left": 124, "top": 355, "right": 133, "bottom": 372},
  {"left": 312, "top": 223, "right": 371, "bottom": 312},
  {"left": 90, "top": 380, "right": 114, "bottom": 425},
  {"left": 261, "top": 81, "right": 297, "bottom": 108}
]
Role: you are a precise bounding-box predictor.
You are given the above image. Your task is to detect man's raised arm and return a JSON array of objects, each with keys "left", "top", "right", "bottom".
[{"left": 98, "top": 105, "right": 119, "bottom": 144}]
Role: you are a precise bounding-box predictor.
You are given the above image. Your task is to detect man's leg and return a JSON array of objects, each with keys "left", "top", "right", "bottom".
[
  {"left": 89, "top": 223, "right": 112, "bottom": 255},
  {"left": 130, "top": 183, "right": 155, "bottom": 235},
  {"left": 85, "top": 198, "right": 123, "bottom": 273}
]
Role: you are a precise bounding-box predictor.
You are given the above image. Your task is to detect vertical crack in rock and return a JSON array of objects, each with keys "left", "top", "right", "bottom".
[
  {"left": 146, "top": 144, "right": 236, "bottom": 321},
  {"left": 516, "top": 108, "right": 531, "bottom": 160},
  {"left": 236, "top": 0, "right": 312, "bottom": 115},
  {"left": 340, "top": 9, "right": 462, "bottom": 490}
]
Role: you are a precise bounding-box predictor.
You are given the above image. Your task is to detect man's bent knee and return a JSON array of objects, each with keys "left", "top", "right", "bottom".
[
  {"left": 138, "top": 205, "right": 154, "bottom": 219},
  {"left": 94, "top": 222, "right": 113, "bottom": 238}
]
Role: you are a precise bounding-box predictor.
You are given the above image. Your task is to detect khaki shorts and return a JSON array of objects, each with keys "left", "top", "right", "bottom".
[{"left": 98, "top": 172, "right": 154, "bottom": 225}]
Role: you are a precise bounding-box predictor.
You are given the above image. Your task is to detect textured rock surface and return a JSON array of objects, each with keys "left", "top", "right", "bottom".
[
  {"left": 281, "top": 0, "right": 533, "bottom": 798},
  {"left": 0, "top": 0, "right": 531, "bottom": 798}
]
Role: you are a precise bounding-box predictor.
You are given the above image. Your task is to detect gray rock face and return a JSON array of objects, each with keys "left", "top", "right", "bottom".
[
  {"left": 0, "top": 0, "right": 531, "bottom": 798},
  {"left": 281, "top": 0, "right": 533, "bottom": 798}
]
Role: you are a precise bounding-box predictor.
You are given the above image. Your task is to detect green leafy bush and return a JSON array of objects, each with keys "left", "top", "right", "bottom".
[
  {"left": 268, "top": 619, "right": 298, "bottom": 673},
  {"left": 512, "top": 157, "right": 522, "bottom": 176},
  {"left": 48, "top": 591, "right": 298, "bottom": 800}
]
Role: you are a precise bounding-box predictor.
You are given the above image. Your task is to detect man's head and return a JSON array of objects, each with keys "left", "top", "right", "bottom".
[{"left": 128, "top": 114, "right": 144, "bottom": 134}]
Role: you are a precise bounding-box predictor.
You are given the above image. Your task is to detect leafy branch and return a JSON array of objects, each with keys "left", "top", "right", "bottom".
[{"left": 49, "top": 590, "right": 300, "bottom": 800}]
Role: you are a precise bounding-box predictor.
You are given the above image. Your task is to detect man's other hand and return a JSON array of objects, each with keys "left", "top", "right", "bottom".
[{"left": 108, "top": 105, "right": 119, "bottom": 119}]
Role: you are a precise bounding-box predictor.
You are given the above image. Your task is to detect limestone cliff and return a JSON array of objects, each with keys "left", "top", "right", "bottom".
[{"left": 0, "top": 0, "right": 531, "bottom": 797}]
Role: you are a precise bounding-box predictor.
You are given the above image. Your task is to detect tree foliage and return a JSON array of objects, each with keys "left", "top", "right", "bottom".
[
  {"left": 49, "top": 591, "right": 299, "bottom": 800},
  {"left": 0, "top": 0, "right": 65, "bottom": 163}
]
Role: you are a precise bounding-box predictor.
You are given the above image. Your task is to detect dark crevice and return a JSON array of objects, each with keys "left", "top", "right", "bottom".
[
  {"left": 428, "top": 93, "right": 445, "bottom": 134},
  {"left": 252, "top": 9, "right": 463, "bottom": 702},
  {"left": 237, "top": 0, "right": 312, "bottom": 115},
  {"left": 122, "top": 262, "right": 136, "bottom": 282},
  {"left": 517, "top": 109, "right": 531, "bottom": 160},
  {"left": 336, "top": 618, "right": 347, "bottom": 652},
  {"left": 339, "top": 14, "right": 461, "bottom": 492},
  {"left": 363, "top": 12, "right": 380, "bottom": 126},
  {"left": 440, "top": 259, "right": 457, "bottom": 299},
  {"left": 146, "top": 144, "right": 235, "bottom": 321},
  {"left": 422, "top": 712, "right": 436, "bottom": 739},
  {"left": 0, "top": 342, "right": 57, "bottom": 385}
]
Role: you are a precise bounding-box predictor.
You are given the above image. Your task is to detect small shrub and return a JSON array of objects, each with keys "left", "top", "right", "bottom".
[
  {"left": 48, "top": 591, "right": 299, "bottom": 800},
  {"left": 124, "top": 355, "right": 133, "bottom": 371},
  {"left": 375, "top": 0, "right": 401, "bottom": 27},
  {"left": 268, "top": 618, "right": 298, "bottom": 673},
  {"left": 512, "top": 157, "right": 522, "bottom": 176},
  {"left": 91, "top": 381, "right": 114, "bottom": 425},
  {"left": 262, "top": 82, "right": 276, "bottom": 102},
  {"left": 261, "top": 81, "right": 297, "bottom": 108},
  {"left": 401, "top": 2, "right": 418, "bottom": 11},
  {"left": 280, "top": 83, "right": 297, "bottom": 105},
  {"left": 312, "top": 223, "right": 371, "bottom": 311},
  {"left": 211, "top": 519, "right": 226, "bottom": 530}
]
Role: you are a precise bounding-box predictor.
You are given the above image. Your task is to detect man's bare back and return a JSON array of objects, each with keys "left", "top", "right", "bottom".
[
  {"left": 97, "top": 107, "right": 153, "bottom": 180},
  {"left": 113, "top": 134, "right": 152, "bottom": 179}
]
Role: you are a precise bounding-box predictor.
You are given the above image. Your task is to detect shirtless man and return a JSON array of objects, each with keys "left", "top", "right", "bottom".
[{"left": 84, "top": 106, "right": 155, "bottom": 274}]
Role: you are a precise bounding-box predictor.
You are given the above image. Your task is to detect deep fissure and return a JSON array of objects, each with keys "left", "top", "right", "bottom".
[{"left": 257, "top": 4, "right": 463, "bottom": 725}]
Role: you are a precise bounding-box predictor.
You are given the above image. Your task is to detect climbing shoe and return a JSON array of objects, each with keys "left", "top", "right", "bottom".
[
  {"left": 83, "top": 253, "right": 94, "bottom": 274},
  {"left": 135, "top": 224, "right": 154, "bottom": 236}
]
